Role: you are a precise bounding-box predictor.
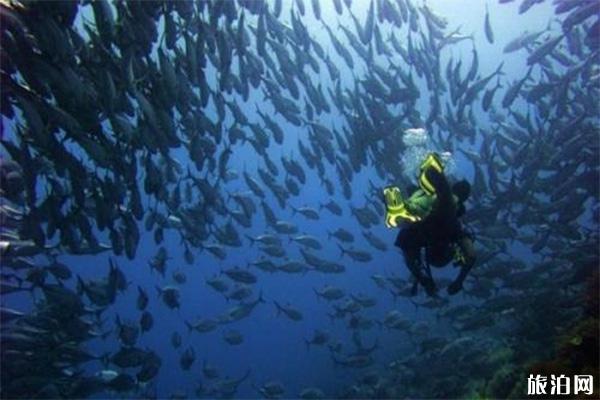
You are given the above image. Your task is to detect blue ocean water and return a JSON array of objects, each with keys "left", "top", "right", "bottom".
[{"left": 1, "top": 0, "right": 598, "bottom": 398}]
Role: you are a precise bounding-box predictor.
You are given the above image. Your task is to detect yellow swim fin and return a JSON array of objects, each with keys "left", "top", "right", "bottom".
[
  {"left": 383, "top": 186, "right": 421, "bottom": 227},
  {"left": 418, "top": 153, "right": 444, "bottom": 195}
]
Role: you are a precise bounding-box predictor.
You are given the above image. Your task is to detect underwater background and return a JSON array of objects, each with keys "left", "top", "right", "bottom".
[{"left": 0, "top": 0, "right": 599, "bottom": 398}]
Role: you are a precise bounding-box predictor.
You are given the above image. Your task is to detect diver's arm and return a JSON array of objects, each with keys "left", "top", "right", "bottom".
[
  {"left": 448, "top": 237, "right": 476, "bottom": 295},
  {"left": 422, "top": 167, "right": 454, "bottom": 211},
  {"left": 450, "top": 260, "right": 473, "bottom": 289}
]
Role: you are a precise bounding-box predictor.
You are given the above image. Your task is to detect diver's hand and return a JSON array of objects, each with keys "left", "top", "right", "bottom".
[{"left": 447, "top": 280, "right": 463, "bottom": 295}]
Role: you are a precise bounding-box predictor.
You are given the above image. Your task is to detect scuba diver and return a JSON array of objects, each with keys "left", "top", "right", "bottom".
[{"left": 383, "top": 152, "right": 475, "bottom": 297}]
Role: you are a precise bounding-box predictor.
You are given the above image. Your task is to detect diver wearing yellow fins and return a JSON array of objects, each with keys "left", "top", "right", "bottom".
[{"left": 384, "top": 152, "right": 476, "bottom": 297}]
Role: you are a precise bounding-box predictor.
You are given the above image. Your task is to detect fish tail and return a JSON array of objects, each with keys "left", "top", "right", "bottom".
[
  {"left": 184, "top": 320, "right": 193, "bottom": 333},
  {"left": 389, "top": 290, "right": 398, "bottom": 303},
  {"left": 495, "top": 61, "right": 505, "bottom": 76},
  {"left": 99, "top": 352, "right": 111, "bottom": 368},
  {"left": 304, "top": 339, "right": 311, "bottom": 352},
  {"left": 240, "top": 368, "right": 251, "bottom": 383},
  {"left": 337, "top": 243, "right": 345, "bottom": 259},
  {"left": 373, "top": 338, "right": 380, "bottom": 351},
  {"left": 11, "top": 274, "right": 24, "bottom": 287},
  {"left": 255, "top": 104, "right": 264, "bottom": 118},
  {"left": 76, "top": 275, "right": 86, "bottom": 294},
  {"left": 330, "top": 353, "right": 341, "bottom": 367},
  {"left": 496, "top": 76, "right": 504, "bottom": 88},
  {"left": 409, "top": 299, "right": 419, "bottom": 311},
  {"left": 245, "top": 235, "right": 255, "bottom": 247},
  {"left": 100, "top": 329, "right": 111, "bottom": 340}
]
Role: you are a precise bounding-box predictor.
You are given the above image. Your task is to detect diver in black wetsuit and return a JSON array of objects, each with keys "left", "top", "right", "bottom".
[{"left": 384, "top": 153, "right": 476, "bottom": 296}]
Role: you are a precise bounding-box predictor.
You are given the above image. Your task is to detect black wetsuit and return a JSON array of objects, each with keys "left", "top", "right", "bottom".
[{"left": 394, "top": 168, "right": 475, "bottom": 295}]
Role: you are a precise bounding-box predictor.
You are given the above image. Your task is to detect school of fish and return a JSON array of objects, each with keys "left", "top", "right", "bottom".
[{"left": 0, "top": 0, "right": 598, "bottom": 398}]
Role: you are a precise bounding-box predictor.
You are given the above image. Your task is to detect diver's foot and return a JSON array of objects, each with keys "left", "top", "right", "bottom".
[
  {"left": 422, "top": 278, "right": 437, "bottom": 297},
  {"left": 447, "top": 280, "right": 463, "bottom": 295}
]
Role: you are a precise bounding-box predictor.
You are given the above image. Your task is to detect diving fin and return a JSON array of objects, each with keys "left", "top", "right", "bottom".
[
  {"left": 418, "top": 152, "right": 444, "bottom": 195},
  {"left": 383, "top": 186, "right": 420, "bottom": 227}
]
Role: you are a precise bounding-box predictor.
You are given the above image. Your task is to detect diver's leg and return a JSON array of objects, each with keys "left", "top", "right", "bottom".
[
  {"left": 408, "top": 256, "right": 437, "bottom": 297},
  {"left": 396, "top": 228, "right": 435, "bottom": 294},
  {"left": 448, "top": 235, "right": 476, "bottom": 295},
  {"left": 420, "top": 252, "right": 438, "bottom": 297},
  {"left": 395, "top": 229, "right": 422, "bottom": 278}
]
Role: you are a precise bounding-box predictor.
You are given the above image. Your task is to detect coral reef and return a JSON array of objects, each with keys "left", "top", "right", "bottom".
[{"left": 526, "top": 268, "right": 599, "bottom": 398}]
